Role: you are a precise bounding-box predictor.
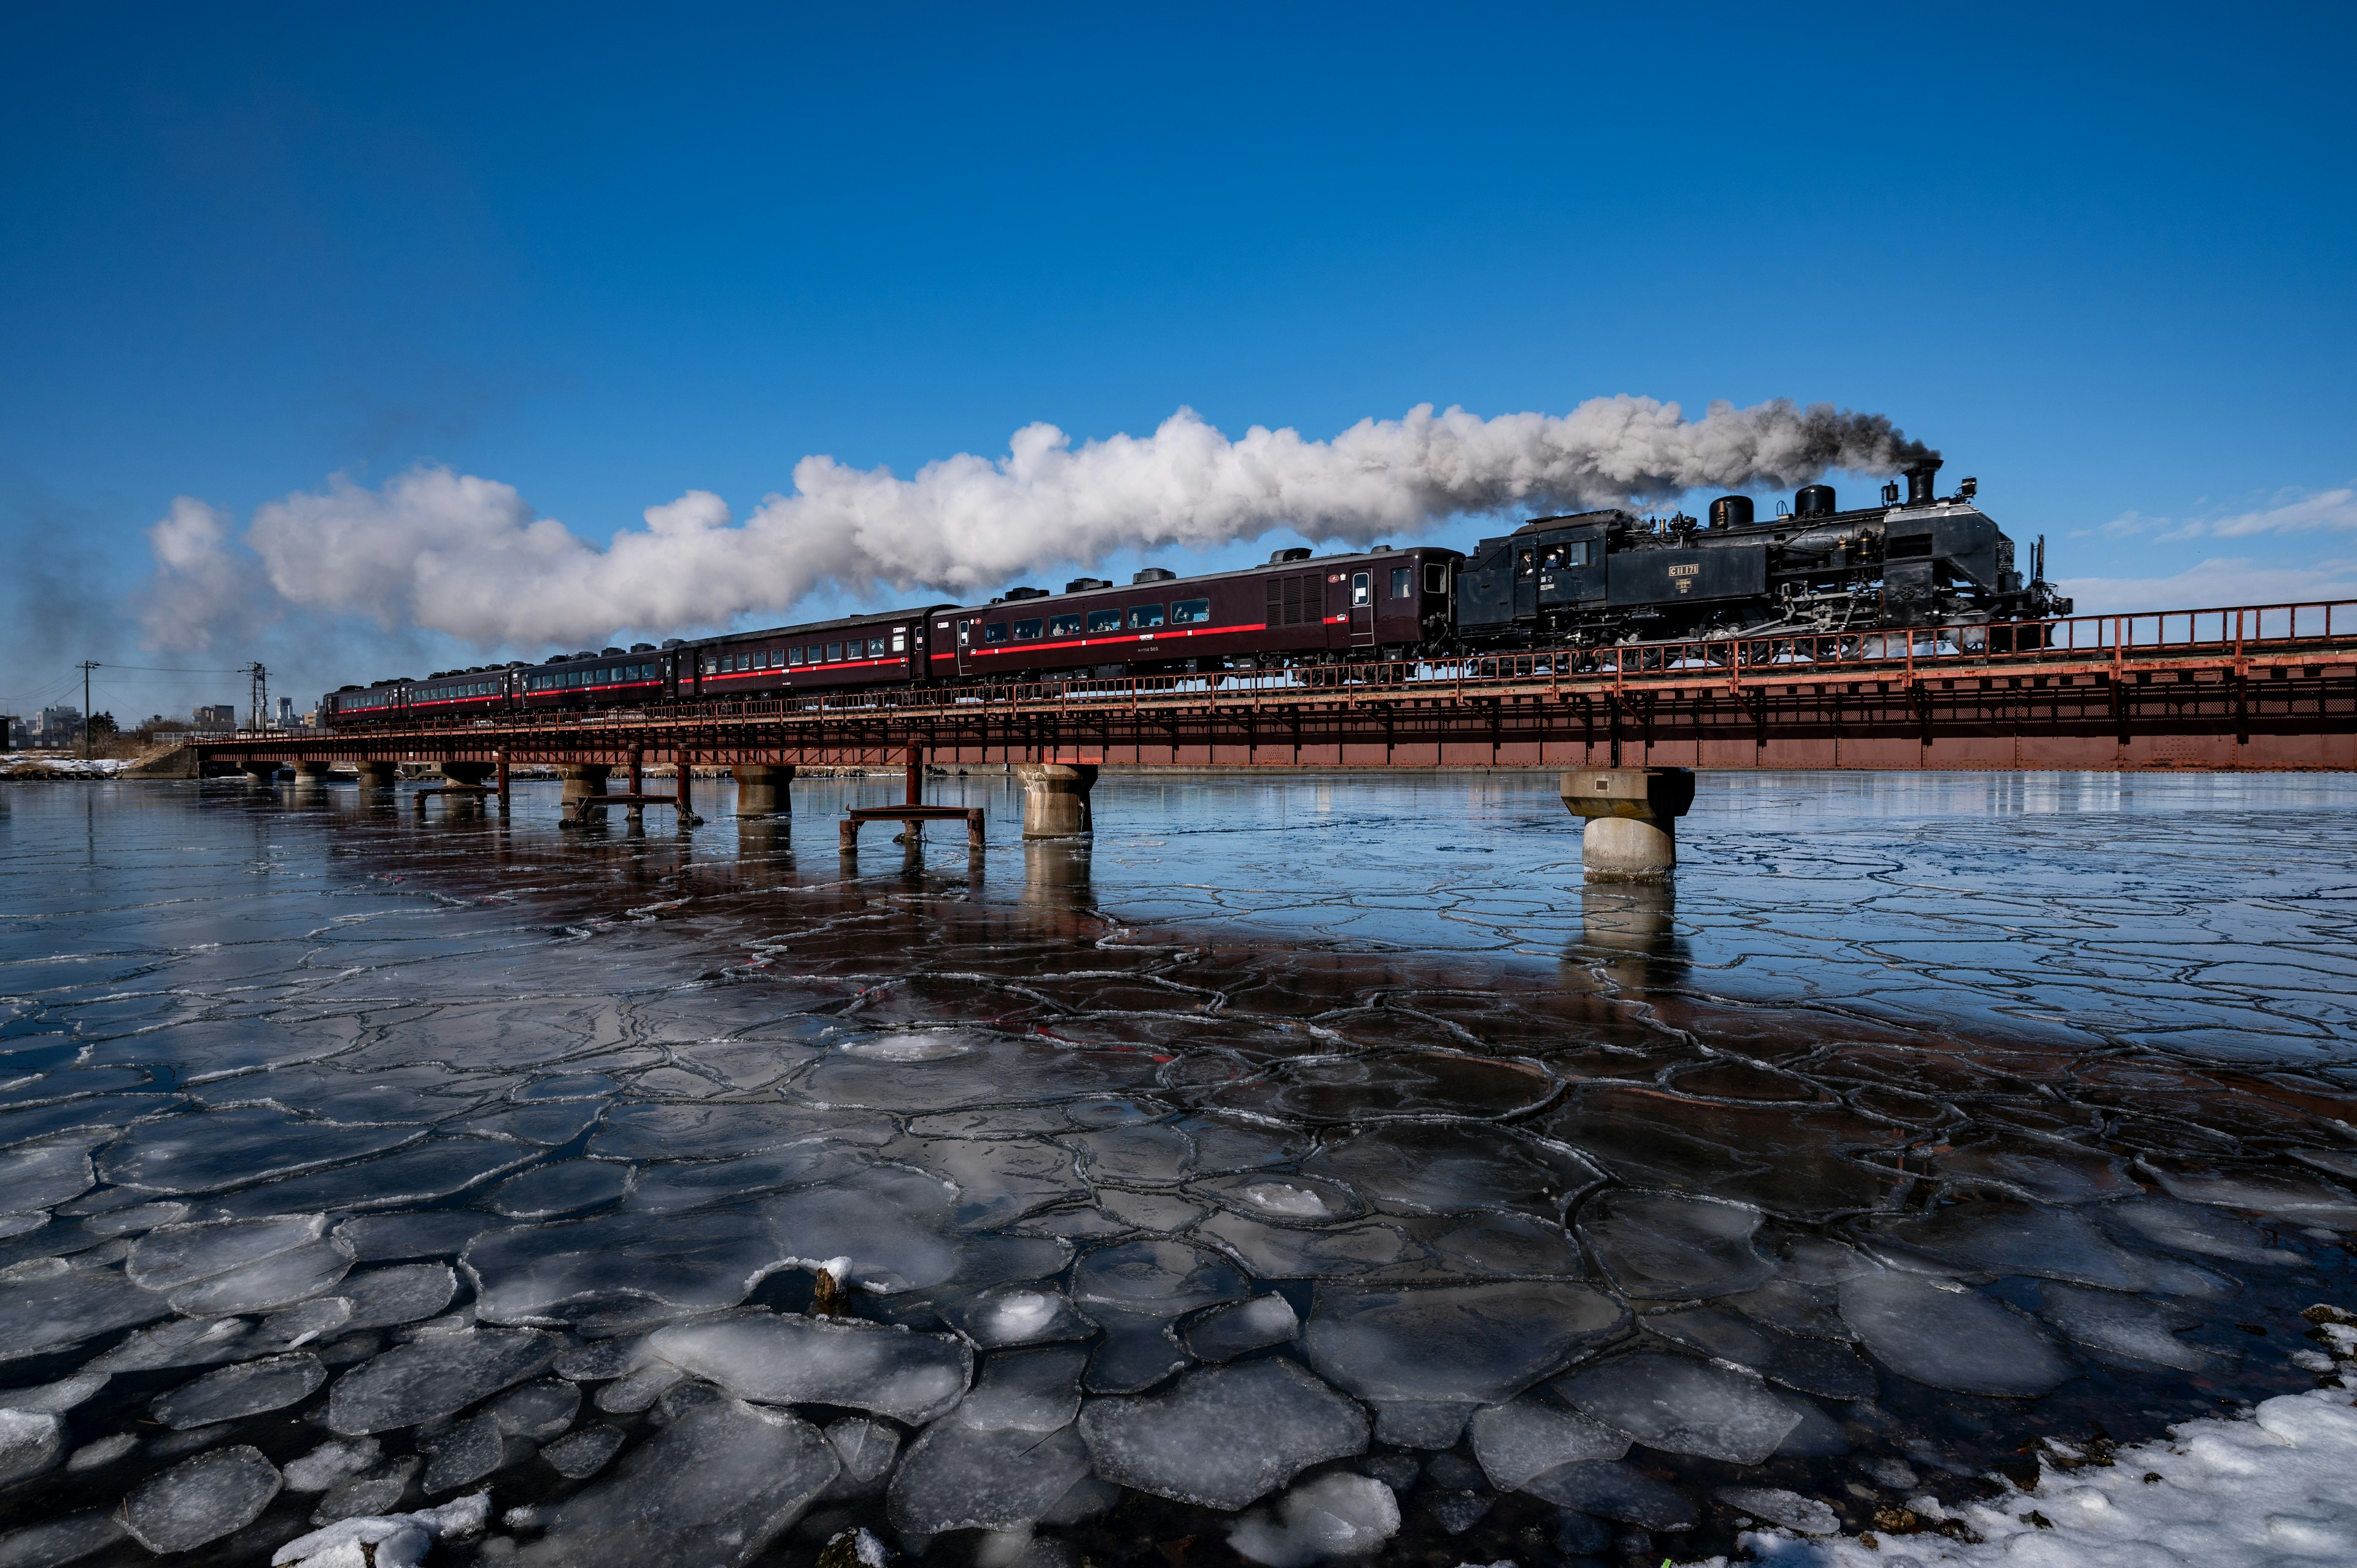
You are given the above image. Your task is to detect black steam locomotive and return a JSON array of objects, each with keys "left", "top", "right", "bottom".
[{"left": 322, "top": 462, "right": 2068, "bottom": 725}]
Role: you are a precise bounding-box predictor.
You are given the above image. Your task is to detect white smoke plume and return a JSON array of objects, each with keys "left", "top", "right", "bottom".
[{"left": 141, "top": 396, "right": 1936, "bottom": 650}]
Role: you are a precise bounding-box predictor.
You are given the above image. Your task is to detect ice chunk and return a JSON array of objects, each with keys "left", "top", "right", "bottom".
[
  {"left": 590, "top": 1102, "right": 892, "bottom": 1161},
  {"left": 820, "top": 1416, "right": 900, "bottom": 1499},
  {"left": 956, "top": 1346, "right": 1087, "bottom": 1432},
  {"left": 1927, "top": 1133, "right": 2136, "bottom": 1205},
  {"left": 1557, "top": 1351, "right": 1800, "bottom": 1464},
  {"left": 595, "top": 1362, "right": 684, "bottom": 1413},
  {"left": 1186, "top": 1294, "right": 1300, "bottom": 1361},
  {"left": 1371, "top": 1401, "right": 1468, "bottom": 1448},
  {"left": 1303, "top": 1124, "right": 1602, "bottom": 1217},
  {"left": 488, "top": 1378, "right": 579, "bottom": 1440},
  {"left": 885, "top": 1422, "right": 1092, "bottom": 1534},
  {"left": 312, "top": 1455, "right": 419, "bottom": 1524},
  {"left": 167, "top": 1239, "right": 353, "bottom": 1315},
  {"left": 759, "top": 1168, "right": 964, "bottom": 1294},
  {"left": 0, "top": 1141, "right": 93, "bottom": 1215},
  {"left": 1867, "top": 1203, "right": 2165, "bottom": 1291},
  {"left": 325, "top": 1327, "right": 561, "bottom": 1434},
  {"left": 940, "top": 1286, "right": 1097, "bottom": 1349},
  {"left": 1193, "top": 1173, "right": 1364, "bottom": 1223},
  {"left": 541, "top": 1424, "right": 626, "bottom": 1480},
  {"left": 514, "top": 1396, "right": 837, "bottom": 1567},
  {"left": 896, "top": 1137, "right": 1089, "bottom": 1228},
  {"left": 1078, "top": 1359, "right": 1369, "bottom": 1510},
  {"left": 1519, "top": 1461, "right": 1695, "bottom": 1531},
  {"left": 0, "top": 1512, "right": 127, "bottom": 1568},
  {"left": 1715, "top": 1485, "right": 1839, "bottom": 1534},
  {"left": 1194, "top": 1211, "right": 1422, "bottom": 1281},
  {"left": 339, "top": 1211, "right": 500, "bottom": 1263},
  {"left": 1576, "top": 1191, "right": 1772, "bottom": 1300},
  {"left": 463, "top": 1210, "right": 794, "bottom": 1330},
  {"left": 128, "top": 1214, "right": 330, "bottom": 1292},
  {"left": 1641, "top": 1306, "right": 1876, "bottom": 1400},
  {"left": 2142, "top": 1164, "right": 2357, "bottom": 1229},
  {"left": 122, "top": 1444, "right": 284, "bottom": 1553},
  {"left": 2032, "top": 1281, "right": 2222, "bottom": 1371},
  {"left": 421, "top": 1413, "right": 505, "bottom": 1493},
  {"left": 1097, "top": 1190, "right": 1206, "bottom": 1231},
  {"left": 482, "top": 1161, "right": 633, "bottom": 1220},
  {"left": 339, "top": 1263, "right": 457, "bottom": 1330},
  {"left": 0, "top": 1265, "right": 169, "bottom": 1362},
  {"left": 2100, "top": 1195, "right": 2300, "bottom": 1266},
  {"left": 82, "top": 1200, "right": 190, "bottom": 1237},
  {"left": 621, "top": 1145, "right": 860, "bottom": 1214},
  {"left": 0, "top": 1409, "right": 62, "bottom": 1485},
  {"left": 554, "top": 1337, "right": 647, "bottom": 1382},
  {"left": 1837, "top": 1270, "right": 2074, "bottom": 1396},
  {"left": 1302, "top": 1281, "right": 1626, "bottom": 1405},
  {"left": 1228, "top": 1473, "right": 1399, "bottom": 1565},
  {"left": 648, "top": 1311, "right": 971, "bottom": 1424},
  {"left": 248, "top": 1297, "right": 356, "bottom": 1353},
  {"left": 203, "top": 1140, "right": 538, "bottom": 1220},
  {"left": 283, "top": 1437, "right": 382, "bottom": 1492},
  {"left": 1085, "top": 1307, "right": 1190, "bottom": 1394},
  {"left": 1468, "top": 1395, "right": 1628, "bottom": 1489},
  {"left": 152, "top": 1352, "right": 326, "bottom": 1429},
  {"left": 101, "top": 1107, "right": 422, "bottom": 1194},
  {"left": 1072, "top": 1238, "right": 1246, "bottom": 1316},
  {"left": 271, "top": 1493, "right": 489, "bottom": 1568},
  {"left": 87, "top": 1313, "right": 257, "bottom": 1373},
  {"left": 0, "top": 1371, "right": 107, "bottom": 1414},
  {"left": 1067, "top": 1123, "right": 1198, "bottom": 1186}
]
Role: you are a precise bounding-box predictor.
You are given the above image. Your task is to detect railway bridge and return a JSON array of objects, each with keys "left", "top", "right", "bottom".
[{"left": 196, "top": 600, "right": 2356, "bottom": 876}]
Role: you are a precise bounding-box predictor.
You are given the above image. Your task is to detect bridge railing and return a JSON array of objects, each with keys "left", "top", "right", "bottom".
[{"left": 317, "top": 599, "right": 2357, "bottom": 738}]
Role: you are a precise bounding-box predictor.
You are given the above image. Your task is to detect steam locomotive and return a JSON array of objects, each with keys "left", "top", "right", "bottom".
[{"left": 322, "top": 460, "right": 2069, "bottom": 726}]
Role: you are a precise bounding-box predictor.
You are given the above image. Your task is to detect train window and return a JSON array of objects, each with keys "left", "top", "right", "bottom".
[
  {"left": 1391, "top": 566, "right": 1411, "bottom": 600},
  {"left": 1351, "top": 571, "right": 1370, "bottom": 606},
  {"left": 787, "top": 647, "right": 802, "bottom": 665},
  {"left": 1087, "top": 608, "right": 1123, "bottom": 633},
  {"left": 867, "top": 637, "right": 888, "bottom": 657},
  {"left": 1048, "top": 614, "right": 1082, "bottom": 637},
  {"left": 1515, "top": 548, "right": 1535, "bottom": 579},
  {"left": 891, "top": 628, "right": 907, "bottom": 654},
  {"left": 1171, "top": 598, "right": 1211, "bottom": 624},
  {"left": 985, "top": 622, "right": 1009, "bottom": 644},
  {"left": 565, "top": 671, "right": 579, "bottom": 687},
  {"left": 1541, "top": 545, "right": 1565, "bottom": 570},
  {"left": 1426, "top": 563, "right": 1446, "bottom": 593},
  {"left": 826, "top": 642, "right": 843, "bottom": 662},
  {"left": 1013, "top": 619, "right": 1042, "bottom": 641},
  {"left": 1567, "top": 541, "right": 1591, "bottom": 567},
  {"left": 1129, "top": 603, "right": 1164, "bottom": 629}
]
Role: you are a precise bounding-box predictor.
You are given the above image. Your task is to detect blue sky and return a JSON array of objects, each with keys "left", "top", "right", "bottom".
[{"left": 2, "top": 2, "right": 2350, "bottom": 722}]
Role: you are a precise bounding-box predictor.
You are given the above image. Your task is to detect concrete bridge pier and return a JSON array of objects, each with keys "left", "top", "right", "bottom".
[
  {"left": 559, "top": 765, "right": 613, "bottom": 812},
  {"left": 353, "top": 761, "right": 398, "bottom": 789},
  {"left": 1016, "top": 763, "right": 1097, "bottom": 839},
  {"left": 239, "top": 760, "right": 282, "bottom": 782},
  {"left": 290, "top": 761, "right": 333, "bottom": 784},
  {"left": 1559, "top": 767, "right": 1695, "bottom": 881},
  {"left": 733, "top": 764, "right": 794, "bottom": 816}
]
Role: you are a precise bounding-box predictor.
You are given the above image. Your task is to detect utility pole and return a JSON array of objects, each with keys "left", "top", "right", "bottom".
[
  {"left": 246, "top": 663, "right": 269, "bottom": 733},
  {"left": 77, "top": 661, "right": 98, "bottom": 758}
]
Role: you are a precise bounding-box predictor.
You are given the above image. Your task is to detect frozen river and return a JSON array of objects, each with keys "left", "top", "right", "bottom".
[{"left": 1, "top": 770, "right": 2354, "bottom": 1567}]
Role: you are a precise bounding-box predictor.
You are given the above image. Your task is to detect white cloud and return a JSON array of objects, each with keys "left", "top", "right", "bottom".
[
  {"left": 139, "top": 497, "right": 273, "bottom": 651},
  {"left": 136, "top": 396, "right": 1937, "bottom": 650},
  {"left": 2059, "top": 555, "right": 2357, "bottom": 616},
  {"left": 2097, "top": 484, "right": 2357, "bottom": 543}
]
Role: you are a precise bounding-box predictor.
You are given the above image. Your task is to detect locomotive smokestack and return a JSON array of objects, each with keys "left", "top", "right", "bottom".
[{"left": 1904, "top": 460, "right": 1942, "bottom": 506}]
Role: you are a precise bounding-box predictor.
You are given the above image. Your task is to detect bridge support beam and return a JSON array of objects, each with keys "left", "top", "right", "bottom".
[
  {"left": 559, "top": 765, "right": 612, "bottom": 808},
  {"left": 239, "top": 760, "right": 282, "bottom": 781},
  {"left": 353, "top": 760, "right": 398, "bottom": 789},
  {"left": 290, "top": 761, "right": 333, "bottom": 782},
  {"left": 439, "top": 761, "right": 493, "bottom": 786},
  {"left": 733, "top": 763, "right": 794, "bottom": 816},
  {"left": 1016, "top": 763, "right": 1097, "bottom": 839},
  {"left": 1560, "top": 767, "right": 1695, "bottom": 881}
]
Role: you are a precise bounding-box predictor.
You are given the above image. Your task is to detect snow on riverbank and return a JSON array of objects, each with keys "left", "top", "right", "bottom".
[
  {"left": 1695, "top": 1379, "right": 2357, "bottom": 1567},
  {"left": 0, "top": 753, "right": 130, "bottom": 777}
]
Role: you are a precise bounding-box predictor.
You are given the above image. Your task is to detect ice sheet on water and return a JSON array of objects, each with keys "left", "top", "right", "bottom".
[
  {"left": 1723, "top": 1276, "right": 1857, "bottom": 1343},
  {"left": 1555, "top": 1351, "right": 1802, "bottom": 1464},
  {"left": 1301, "top": 1281, "right": 1627, "bottom": 1405},
  {"left": 595, "top": 1362, "right": 683, "bottom": 1413},
  {"left": 1370, "top": 1401, "right": 1468, "bottom": 1449},
  {"left": 1083, "top": 1307, "right": 1190, "bottom": 1394},
  {"left": 619, "top": 1145, "right": 864, "bottom": 1214},
  {"left": 1097, "top": 1190, "right": 1206, "bottom": 1231},
  {"left": 647, "top": 1310, "right": 972, "bottom": 1424},
  {"left": 246, "top": 1297, "right": 354, "bottom": 1353},
  {"left": 1227, "top": 1473, "right": 1399, "bottom": 1566},
  {"left": 893, "top": 1137, "right": 1091, "bottom": 1228},
  {"left": 1194, "top": 1210, "right": 1422, "bottom": 1281},
  {"left": 553, "top": 1338, "right": 646, "bottom": 1382},
  {"left": 199, "top": 1140, "right": 540, "bottom": 1219},
  {"left": 819, "top": 1416, "right": 900, "bottom": 1499},
  {"left": 885, "top": 1422, "right": 1092, "bottom": 1534},
  {"left": 1186, "top": 1293, "right": 1299, "bottom": 1361},
  {"left": 338, "top": 1212, "right": 500, "bottom": 1262},
  {"left": 1641, "top": 1306, "right": 1877, "bottom": 1400},
  {"left": 1191, "top": 1173, "right": 1365, "bottom": 1224},
  {"left": 1078, "top": 1359, "right": 1369, "bottom": 1511},
  {"left": 2030, "top": 1281, "right": 2223, "bottom": 1371},
  {"left": 325, "top": 1327, "right": 561, "bottom": 1434},
  {"left": 1714, "top": 1484, "right": 1839, "bottom": 1534},
  {"left": 165, "top": 1239, "right": 353, "bottom": 1315},
  {"left": 1865, "top": 1202, "right": 2175, "bottom": 1292},
  {"left": 270, "top": 1493, "right": 489, "bottom": 1568},
  {"left": 0, "top": 1410, "right": 61, "bottom": 1485},
  {"left": 1575, "top": 1190, "right": 1773, "bottom": 1300},
  {"left": 282, "top": 1437, "right": 381, "bottom": 1493},
  {"left": 1837, "top": 1269, "right": 2075, "bottom": 1396},
  {"left": 339, "top": 1264, "right": 457, "bottom": 1330},
  {"left": 1925, "top": 1132, "right": 2138, "bottom": 1206},
  {"left": 588, "top": 1102, "right": 894, "bottom": 1161},
  {"left": 151, "top": 1352, "right": 325, "bottom": 1429},
  {"left": 940, "top": 1286, "right": 1098, "bottom": 1349},
  {"left": 99, "top": 1107, "right": 422, "bottom": 1194},
  {"left": 121, "top": 1444, "right": 283, "bottom": 1553},
  {"left": 2140, "top": 1162, "right": 2357, "bottom": 1229},
  {"left": 452, "top": 1101, "right": 606, "bottom": 1148},
  {"left": 127, "top": 1215, "right": 329, "bottom": 1293},
  {"left": 513, "top": 1396, "right": 837, "bottom": 1568},
  {"left": 87, "top": 1314, "right": 257, "bottom": 1373},
  {"left": 759, "top": 1167, "right": 964, "bottom": 1294},
  {"left": 311, "top": 1455, "right": 419, "bottom": 1525},
  {"left": 1517, "top": 1460, "right": 1695, "bottom": 1531},
  {"left": 481, "top": 1160, "right": 632, "bottom": 1220},
  {"left": 954, "top": 1345, "right": 1087, "bottom": 1432},
  {"left": 0, "top": 1511, "right": 126, "bottom": 1567},
  {"left": 1302, "top": 1123, "right": 1601, "bottom": 1218},
  {"left": 488, "top": 1378, "right": 579, "bottom": 1440},
  {"left": 1072, "top": 1238, "right": 1247, "bottom": 1316},
  {"left": 420, "top": 1413, "right": 505, "bottom": 1494},
  {"left": 0, "top": 1372, "right": 106, "bottom": 1415},
  {"left": 1066, "top": 1122, "right": 1199, "bottom": 1186},
  {"left": 0, "top": 1265, "right": 169, "bottom": 1362},
  {"left": 0, "top": 1142, "right": 93, "bottom": 1215},
  {"left": 2099, "top": 1194, "right": 2302, "bottom": 1265},
  {"left": 463, "top": 1209, "right": 791, "bottom": 1329},
  {"left": 541, "top": 1423, "right": 626, "bottom": 1480},
  {"left": 1468, "top": 1394, "right": 1629, "bottom": 1489}
]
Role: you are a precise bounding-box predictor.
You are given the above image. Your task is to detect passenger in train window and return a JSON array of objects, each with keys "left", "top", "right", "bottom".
[{"left": 1129, "top": 604, "right": 1164, "bottom": 629}]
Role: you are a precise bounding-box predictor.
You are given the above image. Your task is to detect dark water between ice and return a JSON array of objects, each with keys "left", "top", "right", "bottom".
[{"left": 2, "top": 771, "right": 2355, "bottom": 1568}]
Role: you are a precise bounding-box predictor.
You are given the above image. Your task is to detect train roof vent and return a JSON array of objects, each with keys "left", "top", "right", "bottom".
[
  {"left": 1065, "top": 576, "right": 1111, "bottom": 592},
  {"left": 1368, "top": 543, "right": 1394, "bottom": 552},
  {"left": 505, "top": 660, "right": 528, "bottom": 668},
  {"left": 544, "top": 654, "right": 568, "bottom": 663},
  {"left": 336, "top": 684, "right": 362, "bottom": 692},
  {"left": 630, "top": 642, "right": 655, "bottom": 653},
  {"left": 1132, "top": 566, "right": 1177, "bottom": 584},
  {"left": 600, "top": 646, "right": 625, "bottom": 657},
  {"left": 574, "top": 651, "right": 597, "bottom": 660},
  {"left": 1268, "top": 547, "right": 1313, "bottom": 564},
  {"left": 1004, "top": 585, "right": 1047, "bottom": 600},
  {"left": 660, "top": 638, "right": 684, "bottom": 649}
]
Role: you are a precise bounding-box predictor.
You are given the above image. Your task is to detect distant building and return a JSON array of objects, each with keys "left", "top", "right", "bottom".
[
  {"left": 276, "top": 697, "right": 298, "bottom": 729},
  {"left": 34, "top": 706, "right": 83, "bottom": 747},
  {"left": 194, "top": 704, "right": 236, "bottom": 730},
  {"left": 1, "top": 715, "right": 19, "bottom": 749}
]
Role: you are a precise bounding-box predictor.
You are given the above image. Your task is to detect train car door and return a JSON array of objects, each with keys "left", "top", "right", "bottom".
[
  {"left": 954, "top": 616, "right": 975, "bottom": 676},
  {"left": 1347, "top": 568, "right": 1376, "bottom": 646},
  {"left": 1512, "top": 544, "right": 1538, "bottom": 621}
]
